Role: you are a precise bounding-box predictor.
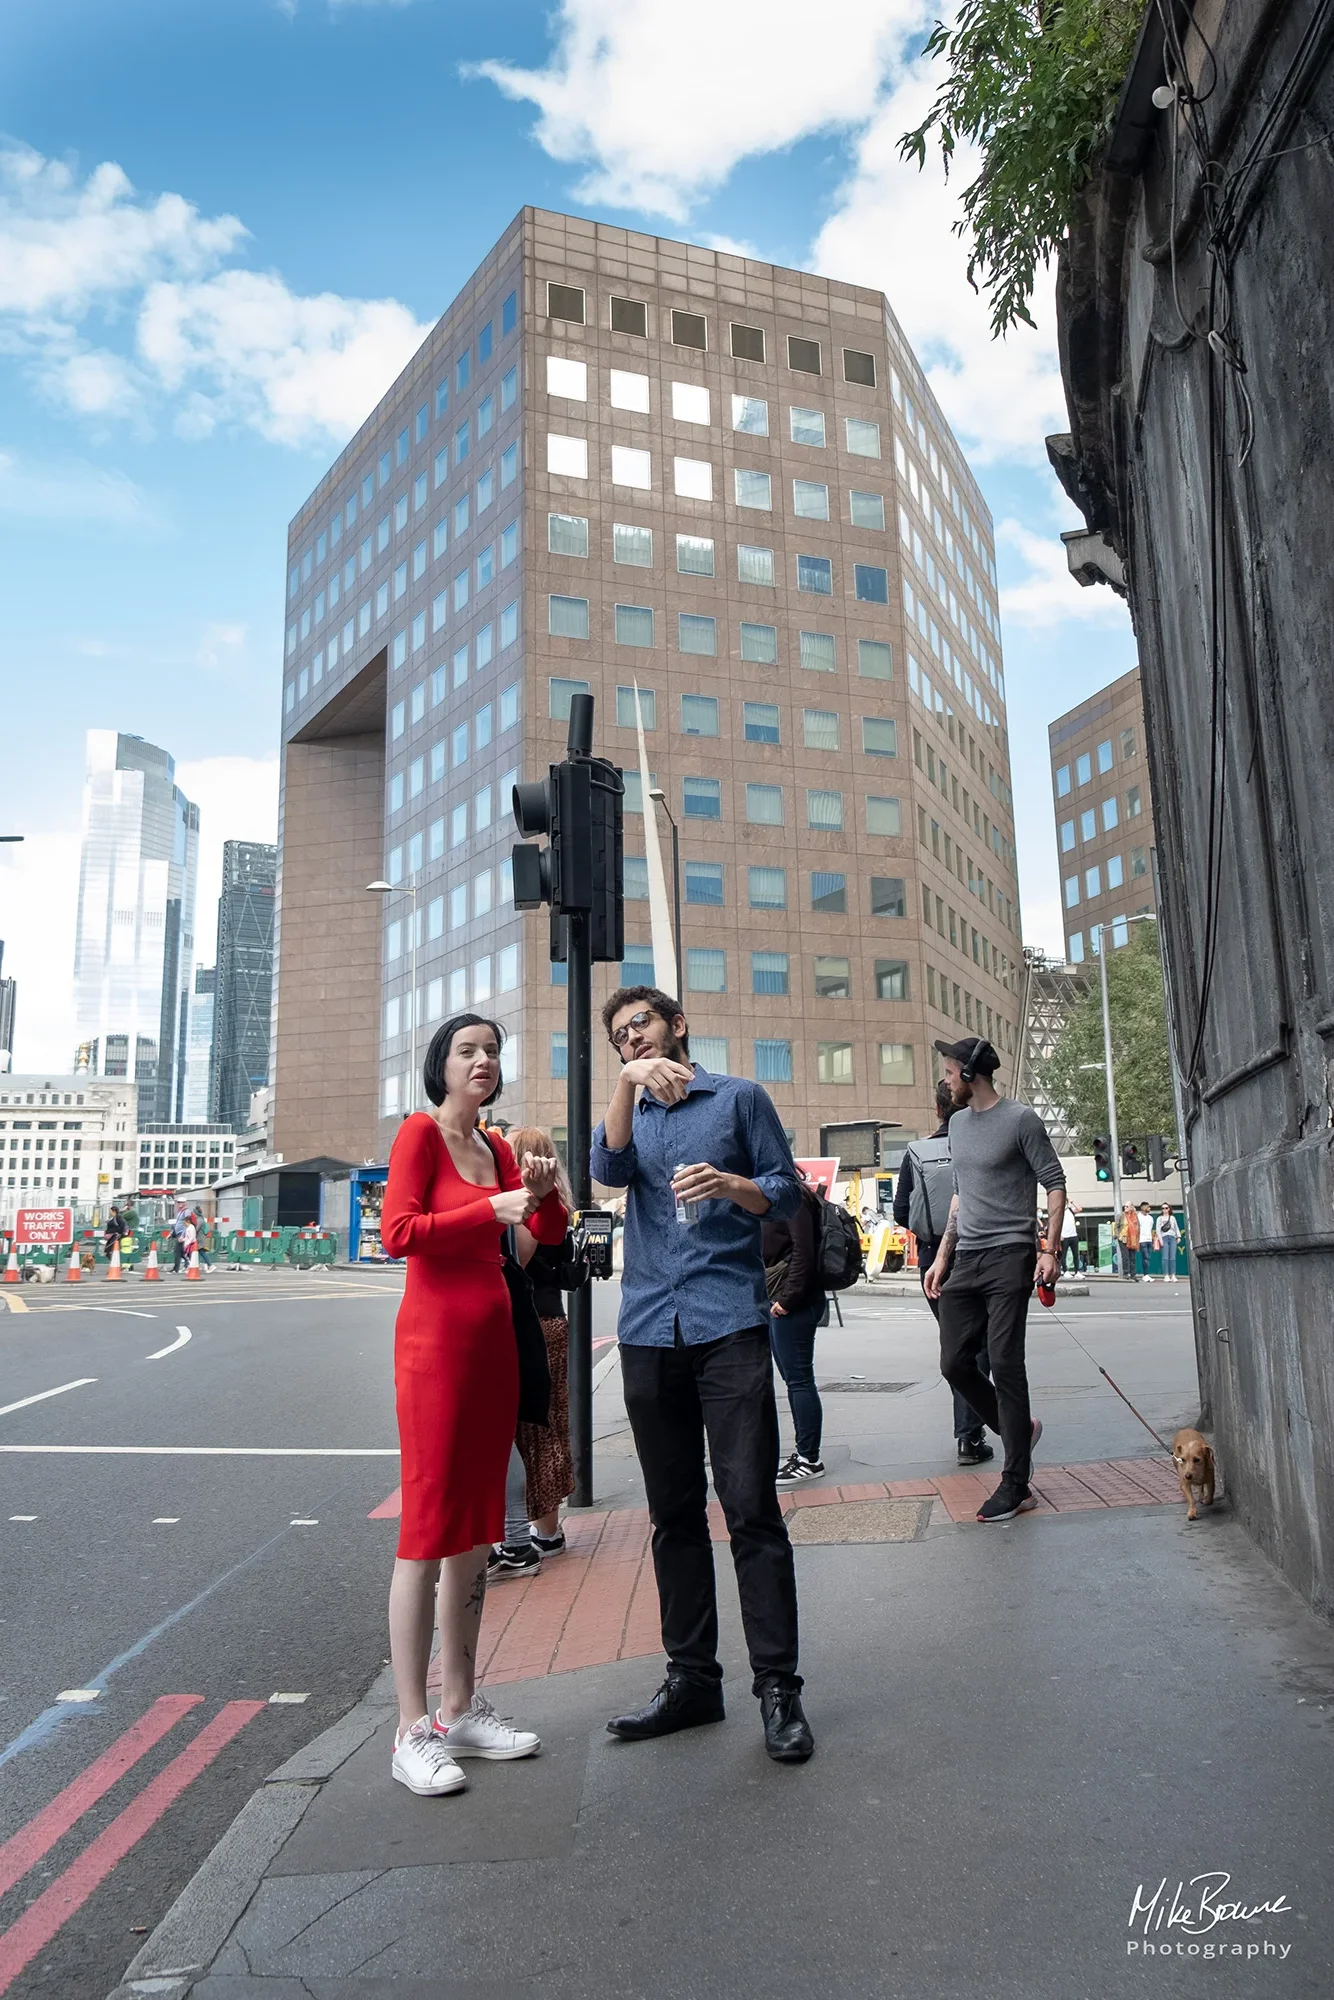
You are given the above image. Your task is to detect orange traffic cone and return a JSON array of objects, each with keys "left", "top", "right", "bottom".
[
  {"left": 105, "top": 1239, "right": 123, "bottom": 1282},
  {"left": 184, "top": 1244, "right": 202, "bottom": 1281},
  {"left": 141, "top": 1240, "right": 161, "bottom": 1281},
  {"left": 65, "top": 1243, "right": 82, "bottom": 1283},
  {"left": 3, "top": 1242, "right": 19, "bottom": 1284}
]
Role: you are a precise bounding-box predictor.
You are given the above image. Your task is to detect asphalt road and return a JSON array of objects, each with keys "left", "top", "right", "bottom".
[{"left": 0, "top": 1270, "right": 414, "bottom": 2000}]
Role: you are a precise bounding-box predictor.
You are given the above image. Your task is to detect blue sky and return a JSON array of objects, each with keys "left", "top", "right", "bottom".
[{"left": 0, "top": 0, "right": 1137, "bottom": 1071}]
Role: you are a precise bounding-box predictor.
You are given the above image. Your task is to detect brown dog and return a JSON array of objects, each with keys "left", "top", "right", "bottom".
[{"left": 1172, "top": 1427, "right": 1216, "bottom": 1520}]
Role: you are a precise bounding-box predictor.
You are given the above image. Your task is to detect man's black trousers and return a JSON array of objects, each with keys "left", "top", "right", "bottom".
[
  {"left": 937, "top": 1244, "right": 1038, "bottom": 1487},
  {"left": 620, "top": 1325, "right": 800, "bottom": 1694}
]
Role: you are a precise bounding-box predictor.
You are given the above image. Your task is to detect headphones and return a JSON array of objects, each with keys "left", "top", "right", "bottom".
[{"left": 960, "top": 1036, "right": 989, "bottom": 1082}]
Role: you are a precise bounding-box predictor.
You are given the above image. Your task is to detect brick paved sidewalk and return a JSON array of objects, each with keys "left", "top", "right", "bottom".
[{"left": 418, "top": 1452, "right": 1185, "bottom": 1694}]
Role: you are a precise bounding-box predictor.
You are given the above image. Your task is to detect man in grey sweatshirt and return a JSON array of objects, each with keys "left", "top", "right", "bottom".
[{"left": 924, "top": 1036, "right": 1066, "bottom": 1522}]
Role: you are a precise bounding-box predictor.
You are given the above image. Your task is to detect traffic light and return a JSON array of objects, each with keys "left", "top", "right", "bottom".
[
  {"left": 1121, "top": 1139, "right": 1145, "bottom": 1177},
  {"left": 1093, "top": 1134, "right": 1112, "bottom": 1182},
  {"left": 1146, "top": 1134, "right": 1168, "bottom": 1181},
  {"left": 511, "top": 695, "right": 624, "bottom": 963}
]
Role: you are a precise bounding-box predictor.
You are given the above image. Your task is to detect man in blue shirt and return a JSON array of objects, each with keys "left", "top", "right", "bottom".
[{"left": 591, "top": 985, "right": 814, "bottom": 1763}]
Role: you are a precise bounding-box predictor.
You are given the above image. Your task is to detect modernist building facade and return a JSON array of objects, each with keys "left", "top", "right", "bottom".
[
  {"left": 0, "top": 1072, "right": 137, "bottom": 1220},
  {"left": 1048, "top": 667, "right": 1157, "bottom": 964},
  {"left": 273, "top": 210, "right": 1021, "bottom": 1166},
  {"left": 211, "top": 841, "right": 276, "bottom": 1132},
  {"left": 73, "top": 731, "right": 199, "bottom": 1128}
]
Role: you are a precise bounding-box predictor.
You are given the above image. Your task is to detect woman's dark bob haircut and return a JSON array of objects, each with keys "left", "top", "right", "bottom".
[{"left": 422, "top": 1013, "right": 506, "bottom": 1108}]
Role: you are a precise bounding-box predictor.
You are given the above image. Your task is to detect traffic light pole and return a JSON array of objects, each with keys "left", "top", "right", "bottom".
[
  {"left": 1097, "top": 924, "right": 1123, "bottom": 1221},
  {"left": 566, "top": 907, "right": 595, "bottom": 1508}
]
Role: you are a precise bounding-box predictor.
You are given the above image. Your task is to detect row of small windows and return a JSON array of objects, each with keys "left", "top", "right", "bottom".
[
  {"left": 384, "top": 863, "right": 514, "bottom": 953},
  {"left": 552, "top": 1026, "right": 914, "bottom": 1090},
  {"left": 545, "top": 283, "right": 878, "bottom": 387},
  {"left": 384, "top": 769, "right": 520, "bottom": 881},
  {"left": 1058, "top": 790, "right": 1144, "bottom": 850},
  {"left": 618, "top": 861, "right": 906, "bottom": 915},
  {"left": 383, "top": 943, "right": 523, "bottom": 1040},
  {"left": 289, "top": 292, "right": 518, "bottom": 597},
  {"left": 546, "top": 358, "right": 877, "bottom": 453},
  {"left": 925, "top": 970, "right": 1013, "bottom": 1052},
  {"left": 601, "top": 684, "right": 897, "bottom": 744},
  {"left": 1066, "top": 911, "right": 1151, "bottom": 962},
  {"left": 1053, "top": 728, "right": 1138, "bottom": 797},
  {"left": 1063, "top": 847, "right": 1152, "bottom": 907},
  {"left": 546, "top": 433, "right": 883, "bottom": 489},
  {"left": 547, "top": 582, "right": 889, "bottom": 659}
]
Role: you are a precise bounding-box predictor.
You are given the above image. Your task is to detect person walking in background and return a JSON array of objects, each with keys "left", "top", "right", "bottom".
[
  {"left": 764, "top": 1166, "right": 828, "bottom": 1487},
  {"left": 1137, "top": 1202, "right": 1156, "bottom": 1280},
  {"left": 171, "top": 1205, "right": 190, "bottom": 1275},
  {"left": 895, "top": 1078, "right": 992, "bottom": 1468},
  {"left": 1060, "top": 1201, "right": 1081, "bottom": 1275},
  {"left": 489, "top": 1124, "right": 576, "bottom": 1577},
  {"left": 1116, "top": 1203, "right": 1140, "bottom": 1281},
  {"left": 925, "top": 1037, "right": 1066, "bottom": 1524},
  {"left": 380, "top": 1014, "right": 567, "bottom": 1797},
  {"left": 102, "top": 1204, "right": 125, "bottom": 1263},
  {"left": 592, "top": 985, "right": 813, "bottom": 1764},
  {"left": 1156, "top": 1203, "right": 1182, "bottom": 1282}
]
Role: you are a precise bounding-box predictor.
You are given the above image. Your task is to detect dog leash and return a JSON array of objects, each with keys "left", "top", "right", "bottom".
[{"left": 1038, "top": 1295, "right": 1176, "bottom": 1454}]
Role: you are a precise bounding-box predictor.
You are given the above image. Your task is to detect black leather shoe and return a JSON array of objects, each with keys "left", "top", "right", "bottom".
[
  {"left": 957, "top": 1434, "right": 995, "bottom": 1466},
  {"left": 759, "top": 1683, "right": 814, "bottom": 1762},
  {"left": 607, "top": 1674, "right": 725, "bottom": 1740}
]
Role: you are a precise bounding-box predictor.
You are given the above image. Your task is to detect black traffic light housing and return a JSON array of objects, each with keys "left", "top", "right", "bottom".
[
  {"left": 1121, "top": 1139, "right": 1145, "bottom": 1178},
  {"left": 1146, "top": 1134, "right": 1168, "bottom": 1181},
  {"left": 511, "top": 695, "right": 623, "bottom": 963},
  {"left": 1092, "top": 1134, "right": 1112, "bottom": 1182}
]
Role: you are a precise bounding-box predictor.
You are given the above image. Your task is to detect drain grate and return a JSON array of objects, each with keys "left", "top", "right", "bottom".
[{"left": 817, "top": 1380, "right": 918, "bottom": 1393}]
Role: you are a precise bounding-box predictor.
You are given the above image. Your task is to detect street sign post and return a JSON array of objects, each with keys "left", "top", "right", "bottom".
[{"left": 15, "top": 1208, "right": 74, "bottom": 1246}]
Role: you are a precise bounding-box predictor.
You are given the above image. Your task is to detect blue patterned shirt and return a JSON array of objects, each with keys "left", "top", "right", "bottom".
[{"left": 590, "top": 1066, "right": 800, "bottom": 1347}]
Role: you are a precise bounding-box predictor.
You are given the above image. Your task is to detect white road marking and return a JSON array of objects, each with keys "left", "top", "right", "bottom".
[
  {"left": 9, "top": 1515, "right": 38, "bottom": 1522},
  {"left": 146, "top": 1325, "right": 192, "bottom": 1360},
  {"left": 55, "top": 1689, "right": 100, "bottom": 1703},
  {"left": 0, "top": 1378, "right": 97, "bottom": 1420},
  {"left": 289, "top": 1517, "right": 319, "bottom": 1525},
  {"left": 152, "top": 1516, "right": 180, "bottom": 1524},
  {"left": 2, "top": 1295, "right": 29, "bottom": 1314},
  {"left": 86, "top": 1307, "right": 158, "bottom": 1319},
  {"left": 0, "top": 1444, "right": 398, "bottom": 1456},
  {"left": 268, "top": 1692, "right": 310, "bottom": 1704}
]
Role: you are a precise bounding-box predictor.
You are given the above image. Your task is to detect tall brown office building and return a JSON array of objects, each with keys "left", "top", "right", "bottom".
[
  {"left": 1048, "top": 666, "right": 1156, "bottom": 965},
  {"left": 272, "top": 210, "right": 1021, "bottom": 1167}
]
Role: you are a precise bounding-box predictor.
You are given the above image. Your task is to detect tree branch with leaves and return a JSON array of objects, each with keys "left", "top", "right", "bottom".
[
  {"left": 901, "top": 0, "right": 1144, "bottom": 335},
  {"left": 1044, "top": 923, "right": 1176, "bottom": 1151}
]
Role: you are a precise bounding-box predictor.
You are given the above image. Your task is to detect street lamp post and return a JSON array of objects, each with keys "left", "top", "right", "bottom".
[
  {"left": 367, "top": 875, "right": 419, "bottom": 1114},
  {"left": 1093, "top": 910, "right": 1160, "bottom": 1255},
  {"left": 648, "top": 788, "right": 683, "bottom": 1002}
]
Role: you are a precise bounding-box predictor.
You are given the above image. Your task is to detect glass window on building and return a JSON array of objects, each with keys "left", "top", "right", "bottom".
[
  {"left": 687, "top": 948, "right": 726, "bottom": 993},
  {"left": 878, "top": 1042, "right": 915, "bottom": 1085},
  {"left": 746, "top": 783, "right": 783, "bottom": 824},
  {"left": 548, "top": 513, "right": 589, "bottom": 557},
  {"left": 623, "top": 855, "right": 649, "bottom": 900},
  {"left": 681, "top": 694, "right": 719, "bottom": 736},
  {"left": 814, "top": 955, "right": 851, "bottom": 998},
  {"left": 676, "top": 534, "right": 715, "bottom": 576},
  {"left": 1097, "top": 738, "right": 1114, "bottom": 773},
  {"left": 817, "top": 1041, "right": 854, "bottom": 1085},
  {"left": 685, "top": 862, "right": 724, "bottom": 906},
  {"left": 803, "top": 709, "right": 840, "bottom": 750},
  {"left": 613, "top": 523, "right": 653, "bottom": 567},
  {"left": 749, "top": 866, "right": 786, "bottom": 909},
  {"left": 800, "top": 630, "right": 836, "bottom": 673},
  {"left": 754, "top": 1039, "right": 792, "bottom": 1084},
  {"left": 752, "top": 952, "right": 789, "bottom": 996},
  {"left": 806, "top": 789, "right": 843, "bottom": 831},
  {"left": 549, "top": 675, "right": 590, "bottom": 719},
  {"left": 738, "top": 544, "right": 776, "bottom": 586},
  {"left": 616, "top": 685, "right": 656, "bottom": 729},
  {"left": 683, "top": 776, "right": 722, "bottom": 820},
  {"left": 740, "top": 623, "right": 778, "bottom": 663},
  {"left": 678, "top": 614, "right": 717, "bottom": 656},
  {"left": 875, "top": 960, "right": 910, "bottom": 1001},
  {"left": 731, "top": 394, "right": 768, "bottom": 434},
  {"left": 811, "top": 871, "right": 846, "bottom": 913},
  {"left": 870, "top": 876, "right": 907, "bottom": 917},
  {"left": 849, "top": 491, "right": 885, "bottom": 529}
]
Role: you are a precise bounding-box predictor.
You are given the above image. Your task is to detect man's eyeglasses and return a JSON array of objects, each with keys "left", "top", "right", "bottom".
[{"left": 609, "top": 1008, "right": 657, "bottom": 1050}]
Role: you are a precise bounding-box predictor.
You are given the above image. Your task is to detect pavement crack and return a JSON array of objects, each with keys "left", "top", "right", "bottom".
[{"left": 281, "top": 1870, "right": 388, "bottom": 1953}]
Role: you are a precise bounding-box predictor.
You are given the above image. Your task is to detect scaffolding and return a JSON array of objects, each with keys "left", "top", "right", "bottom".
[{"left": 1013, "top": 948, "right": 1091, "bottom": 1153}]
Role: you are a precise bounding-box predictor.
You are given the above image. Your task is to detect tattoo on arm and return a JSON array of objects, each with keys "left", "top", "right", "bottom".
[{"left": 940, "top": 1195, "right": 960, "bottom": 1257}]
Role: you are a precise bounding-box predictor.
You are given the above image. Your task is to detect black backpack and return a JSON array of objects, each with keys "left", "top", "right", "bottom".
[{"left": 811, "top": 1190, "right": 865, "bottom": 1291}]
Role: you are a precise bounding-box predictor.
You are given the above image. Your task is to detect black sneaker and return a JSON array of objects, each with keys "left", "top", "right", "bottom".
[
  {"left": 976, "top": 1482, "right": 1038, "bottom": 1524},
  {"left": 957, "top": 1435, "right": 995, "bottom": 1466},
  {"left": 488, "top": 1541, "right": 541, "bottom": 1578},
  {"left": 776, "top": 1453, "right": 826, "bottom": 1487},
  {"left": 531, "top": 1529, "right": 566, "bottom": 1556}
]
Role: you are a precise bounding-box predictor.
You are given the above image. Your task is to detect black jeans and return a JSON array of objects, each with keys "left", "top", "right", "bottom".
[
  {"left": 917, "top": 1240, "right": 990, "bottom": 1442},
  {"left": 937, "top": 1244, "right": 1037, "bottom": 1487},
  {"left": 620, "top": 1325, "right": 800, "bottom": 1694},
  {"left": 768, "top": 1296, "right": 826, "bottom": 1461}
]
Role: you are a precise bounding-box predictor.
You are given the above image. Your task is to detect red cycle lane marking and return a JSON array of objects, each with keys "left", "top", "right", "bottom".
[
  {"left": 0, "top": 1699, "right": 265, "bottom": 1997},
  {"left": 0, "top": 1695, "right": 202, "bottom": 1902},
  {"left": 368, "top": 1486, "right": 401, "bottom": 1519}
]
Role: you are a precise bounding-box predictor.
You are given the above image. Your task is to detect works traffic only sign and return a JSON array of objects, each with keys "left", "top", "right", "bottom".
[{"left": 15, "top": 1208, "right": 75, "bottom": 1245}]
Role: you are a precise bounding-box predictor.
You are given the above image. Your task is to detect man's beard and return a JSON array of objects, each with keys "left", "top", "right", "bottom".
[
  {"left": 950, "top": 1078, "right": 973, "bottom": 1108},
  {"left": 661, "top": 1030, "right": 689, "bottom": 1065}
]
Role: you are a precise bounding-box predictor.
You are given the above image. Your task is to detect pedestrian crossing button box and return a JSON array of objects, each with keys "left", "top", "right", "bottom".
[{"left": 578, "top": 1209, "right": 615, "bottom": 1280}]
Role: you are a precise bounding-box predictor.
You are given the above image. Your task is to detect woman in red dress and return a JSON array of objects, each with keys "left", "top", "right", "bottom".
[{"left": 380, "top": 1012, "right": 567, "bottom": 1796}]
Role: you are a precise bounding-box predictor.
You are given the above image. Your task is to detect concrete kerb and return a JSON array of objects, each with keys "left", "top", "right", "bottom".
[
  {"left": 864, "top": 1277, "right": 1090, "bottom": 1297},
  {"left": 105, "top": 1670, "right": 398, "bottom": 2000}
]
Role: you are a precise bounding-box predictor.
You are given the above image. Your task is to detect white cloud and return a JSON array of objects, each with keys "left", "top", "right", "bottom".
[
  {"left": 0, "top": 144, "right": 430, "bottom": 449},
  {"left": 997, "top": 520, "right": 1133, "bottom": 630},
  {"left": 175, "top": 754, "right": 282, "bottom": 970},
  {"left": 471, "top": 0, "right": 926, "bottom": 219},
  {"left": 0, "top": 447, "right": 151, "bottom": 526},
  {"left": 810, "top": 65, "right": 1067, "bottom": 466},
  {"left": 196, "top": 623, "right": 249, "bottom": 670},
  {"left": 137, "top": 270, "right": 430, "bottom": 448}
]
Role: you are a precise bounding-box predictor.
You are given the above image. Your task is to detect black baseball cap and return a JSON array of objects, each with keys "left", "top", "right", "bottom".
[{"left": 933, "top": 1035, "right": 1000, "bottom": 1075}]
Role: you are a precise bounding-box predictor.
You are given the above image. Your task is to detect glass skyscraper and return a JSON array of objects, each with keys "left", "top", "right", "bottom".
[{"left": 73, "top": 731, "right": 199, "bottom": 1127}]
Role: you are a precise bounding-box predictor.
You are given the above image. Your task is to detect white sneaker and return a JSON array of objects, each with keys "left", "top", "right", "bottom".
[
  {"left": 392, "top": 1715, "right": 467, "bottom": 1795},
  {"left": 434, "top": 1690, "right": 540, "bottom": 1760}
]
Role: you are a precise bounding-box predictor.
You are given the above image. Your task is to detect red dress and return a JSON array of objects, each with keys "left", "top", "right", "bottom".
[{"left": 381, "top": 1114, "right": 568, "bottom": 1561}]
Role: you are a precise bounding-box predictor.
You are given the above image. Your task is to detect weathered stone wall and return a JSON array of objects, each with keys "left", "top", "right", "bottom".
[{"left": 1053, "top": 0, "right": 1334, "bottom": 1614}]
